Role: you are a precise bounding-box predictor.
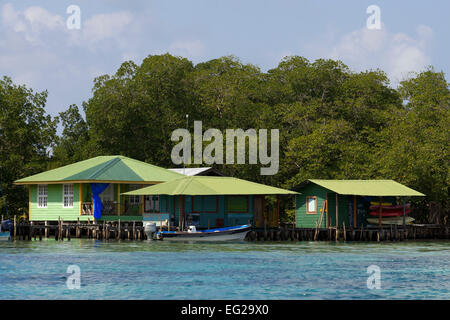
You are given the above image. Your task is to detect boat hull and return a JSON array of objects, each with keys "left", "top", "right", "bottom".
[
  {"left": 158, "top": 225, "right": 251, "bottom": 242},
  {"left": 367, "top": 217, "right": 414, "bottom": 225},
  {"left": 368, "top": 210, "right": 411, "bottom": 217},
  {"left": 0, "top": 231, "right": 10, "bottom": 241}
]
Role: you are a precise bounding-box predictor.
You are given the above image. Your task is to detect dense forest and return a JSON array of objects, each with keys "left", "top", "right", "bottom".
[{"left": 0, "top": 54, "right": 448, "bottom": 223}]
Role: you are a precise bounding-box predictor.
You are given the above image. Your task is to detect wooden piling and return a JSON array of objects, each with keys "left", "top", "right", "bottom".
[{"left": 13, "top": 215, "right": 16, "bottom": 240}]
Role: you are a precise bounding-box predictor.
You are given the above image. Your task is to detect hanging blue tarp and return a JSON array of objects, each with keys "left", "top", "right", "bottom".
[{"left": 91, "top": 183, "right": 109, "bottom": 219}]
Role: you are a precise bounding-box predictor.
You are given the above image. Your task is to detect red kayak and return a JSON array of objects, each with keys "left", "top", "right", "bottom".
[
  {"left": 369, "top": 203, "right": 411, "bottom": 211},
  {"left": 369, "top": 210, "right": 411, "bottom": 217}
]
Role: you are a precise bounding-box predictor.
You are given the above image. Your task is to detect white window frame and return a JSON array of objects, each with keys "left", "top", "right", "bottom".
[
  {"left": 37, "top": 184, "right": 48, "bottom": 208},
  {"left": 128, "top": 184, "right": 141, "bottom": 206},
  {"left": 62, "top": 184, "right": 74, "bottom": 208}
]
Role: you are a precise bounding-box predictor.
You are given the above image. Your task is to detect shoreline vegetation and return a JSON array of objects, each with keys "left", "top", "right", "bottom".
[{"left": 0, "top": 54, "right": 448, "bottom": 224}]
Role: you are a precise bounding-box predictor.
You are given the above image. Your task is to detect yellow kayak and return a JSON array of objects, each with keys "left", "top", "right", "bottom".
[
  {"left": 367, "top": 216, "right": 414, "bottom": 225},
  {"left": 370, "top": 201, "right": 393, "bottom": 206}
]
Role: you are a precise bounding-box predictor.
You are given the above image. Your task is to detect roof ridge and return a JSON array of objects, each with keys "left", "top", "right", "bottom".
[
  {"left": 88, "top": 157, "right": 122, "bottom": 179},
  {"left": 122, "top": 156, "right": 184, "bottom": 175}
]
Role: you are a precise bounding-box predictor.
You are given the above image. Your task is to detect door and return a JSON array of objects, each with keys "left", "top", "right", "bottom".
[
  {"left": 254, "top": 196, "right": 264, "bottom": 228},
  {"left": 99, "top": 184, "right": 114, "bottom": 215}
]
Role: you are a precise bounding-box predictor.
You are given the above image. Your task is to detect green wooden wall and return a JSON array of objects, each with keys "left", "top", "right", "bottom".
[
  {"left": 29, "top": 183, "right": 257, "bottom": 227},
  {"left": 295, "top": 183, "right": 328, "bottom": 228},
  {"left": 29, "top": 184, "right": 82, "bottom": 221},
  {"left": 170, "top": 195, "right": 254, "bottom": 228}
]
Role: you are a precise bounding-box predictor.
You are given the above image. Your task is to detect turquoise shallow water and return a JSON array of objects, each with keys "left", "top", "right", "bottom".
[{"left": 0, "top": 239, "right": 449, "bottom": 299}]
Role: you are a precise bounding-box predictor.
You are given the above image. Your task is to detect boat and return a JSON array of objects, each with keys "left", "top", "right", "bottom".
[
  {"left": 0, "top": 224, "right": 10, "bottom": 241},
  {"left": 154, "top": 224, "right": 251, "bottom": 241},
  {"left": 368, "top": 210, "right": 411, "bottom": 217},
  {"left": 370, "top": 201, "right": 393, "bottom": 206},
  {"left": 366, "top": 216, "right": 415, "bottom": 225},
  {"left": 369, "top": 203, "right": 411, "bottom": 211}
]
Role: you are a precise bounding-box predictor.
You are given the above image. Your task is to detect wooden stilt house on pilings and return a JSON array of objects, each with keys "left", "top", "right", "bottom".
[
  {"left": 293, "top": 180, "right": 425, "bottom": 229},
  {"left": 14, "top": 156, "right": 184, "bottom": 222}
]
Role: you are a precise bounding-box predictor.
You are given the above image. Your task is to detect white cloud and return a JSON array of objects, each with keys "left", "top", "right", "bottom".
[
  {"left": 81, "top": 12, "right": 133, "bottom": 44},
  {"left": 311, "top": 24, "right": 433, "bottom": 85},
  {"left": 168, "top": 39, "right": 205, "bottom": 59},
  {"left": 1, "top": 3, "right": 65, "bottom": 44}
]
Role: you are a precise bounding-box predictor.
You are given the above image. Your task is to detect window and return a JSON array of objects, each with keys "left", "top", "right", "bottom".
[
  {"left": 191, "top": 196, "right": 218, "bottom": 213},
  {"left": 128, "top": 184, "right": 141, "bottom": 206},
  {"left": 306, "top": 196, "right": 317, "bottom": 214},
  {"left": 145, "top": 195, "right": 160, "bottom": 213},
  {"left": 226, "top": 196, "right": 248, "bottom": 213},
  {"left": 63, "top": 184, "right": 73, "bottom": 208},
  {"left": 37, "top": 184, "right": 48, "bottom": 208}
]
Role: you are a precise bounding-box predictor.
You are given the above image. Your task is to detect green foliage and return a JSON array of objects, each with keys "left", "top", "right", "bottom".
[
  {"left": 1, "top": 56, "right": 449, "bottom": 223},
  {"left": 0, "top": 76, "right": 57, "bottom": 215}
]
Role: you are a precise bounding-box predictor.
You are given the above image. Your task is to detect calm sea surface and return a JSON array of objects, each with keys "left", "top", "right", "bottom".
[{"left": 0, "top": 239, "right": 449, "bottom": 299}]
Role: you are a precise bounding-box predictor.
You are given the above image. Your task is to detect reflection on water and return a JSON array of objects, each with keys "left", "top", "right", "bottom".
[{"left": 0, "top": 239, "right": 449, "bottom": 299}]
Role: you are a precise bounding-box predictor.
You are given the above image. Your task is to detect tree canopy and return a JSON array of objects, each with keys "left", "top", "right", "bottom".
[{"left": 2, "top": 55, "right": 449, "bottom": 223}]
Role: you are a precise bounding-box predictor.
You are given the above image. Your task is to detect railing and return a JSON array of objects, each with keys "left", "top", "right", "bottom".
[{"left": 81, "top": 202, "right": 93, "bottom": 215}]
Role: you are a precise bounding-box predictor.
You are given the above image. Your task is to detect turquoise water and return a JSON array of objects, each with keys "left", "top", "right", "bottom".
[{"left": 0, "top": 239, "right": 449, "bottom": 299}]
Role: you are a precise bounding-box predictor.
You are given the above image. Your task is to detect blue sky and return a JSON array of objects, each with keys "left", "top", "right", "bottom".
[{"left": 1, "top": 0, "right": 449, "bottom": 116}]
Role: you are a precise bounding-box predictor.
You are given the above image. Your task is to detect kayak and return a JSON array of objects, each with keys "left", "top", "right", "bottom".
[
  {"left": 367, "top": 216, "right": 415, "bottom": 225},
  {"left": 369, "top": 210, "right": 411, "bottom": 217},
  {"left": 0, "top": 231, "right": 10, "bottom": 241},
  {"left": 155, "top": 224, "right": 251, "bottom": 242},
  {"left": 369, "top": 203, "right": 411, "bottom": 211},
  {"left": 370, "top": 201, "right": 392, "bottom": 206}
]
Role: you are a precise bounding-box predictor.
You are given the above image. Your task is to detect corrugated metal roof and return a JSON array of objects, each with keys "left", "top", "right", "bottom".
[
  {"left": 122, "top": 176, "right": 299, "bottom": 196},
  {"left": 305, "top": 179, "right": 425, "bottom": 196},
  {"left": 15, "top": 156, "right": 184, "bottom": 184}
]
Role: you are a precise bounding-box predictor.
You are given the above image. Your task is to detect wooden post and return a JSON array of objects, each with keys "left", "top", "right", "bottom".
[
  {"left": 276, "top": 195, "right": 280, "bottom": 227},
  {"left": 402, "top": 197, "right": 406, "bottom": 231},
  {"left": 44, "top": 221, "right": 48, "bottom": 238},
  {"left": 335, "top": 193, "right": 339, "bottom": 241},
  {"left": 178, "top": 195, "right": 182, "bottom": 230},
  {"left": 343, "top": 221, "right": 346, "bottom": 241},
  {"left": 335, "top": 193, "right": 339, "bottom": 229},
  {"left": 378, "top": 197, "right": 382, "bottom": 229},
  {"left": 182, "top": 195, "right": 186, "bottom": 231},
  {"left": 118, "top": 219, "right": 121, "bottom": 240},
  {"left": 353, "top": 195, "right": 357, "bottom": 229},
  {"left": 13, "top": 215, "right": 16, "bottom": 240},
  {"left": 58, "top": 217, "right": 61, "bottom": 241}
]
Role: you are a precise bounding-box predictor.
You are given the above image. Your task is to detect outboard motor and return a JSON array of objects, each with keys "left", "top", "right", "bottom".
[
  {"left": 187, "top": 225, "right": 197, "bottom": 233},
  {"left": 144, "top": 222, "right": 157, "bottom": 240}
]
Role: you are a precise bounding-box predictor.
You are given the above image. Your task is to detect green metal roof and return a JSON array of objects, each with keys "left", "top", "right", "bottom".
[
  {"left": 122, "top": 176, "right": 299, "bottom": 196},
  {"left": 303, "top": 179, "right": 425, "bottom": 196},
  {"left": 15, "top": 156, "right": 184, "bottom": 184}
]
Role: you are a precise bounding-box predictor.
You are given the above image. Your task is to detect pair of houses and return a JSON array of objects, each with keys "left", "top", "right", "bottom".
[
  {"left": 14, "top": 155, "right": 424, "bottom": 229},
  {"left": 14, "top": 156, "right": 295, "bottom": 229}
]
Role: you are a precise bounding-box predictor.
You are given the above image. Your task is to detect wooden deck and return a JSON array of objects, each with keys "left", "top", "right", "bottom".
[{"left": 8, "top": 220, "right": 450, "bottom": 242}]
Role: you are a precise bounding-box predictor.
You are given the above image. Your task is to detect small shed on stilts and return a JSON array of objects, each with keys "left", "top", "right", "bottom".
[{"left": 292, "top": 180, "right": 425, "bottom": 229}]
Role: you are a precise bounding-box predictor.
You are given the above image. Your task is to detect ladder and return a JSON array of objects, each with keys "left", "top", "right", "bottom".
[{"left": 314, "top": 200, "right": 327, "bottom": 240}]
